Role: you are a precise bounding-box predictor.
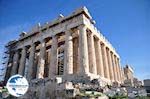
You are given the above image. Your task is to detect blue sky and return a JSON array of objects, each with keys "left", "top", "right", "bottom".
[{"left": 0, "top": 0, "right": 149, "bottom": 80}]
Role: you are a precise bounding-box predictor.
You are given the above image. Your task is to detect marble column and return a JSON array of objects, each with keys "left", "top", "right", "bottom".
[
  {"left": 101, "top": 44, "right": 110, "bottom": 79},
  {"left": 78, "top": 25, "right": 89, "bottom": 75},
  {"left": 64, "top": 29, "right": 73, "bottom": 75},
  {"left": 107, "top": 49, "right": 114, "bottom": 81},
  {"left": 121, "top": 67, "right": 124, "bottom": 83},
  {"left": 117, "top": 58, "right": 121, "bottom": 82},
  {"left": 119, "top": 66, "right": 123, "bottom": 83},
  {"left": 114, "top": 55, "right": 119, "bottom": 81},
  {"left": 11, "top": 51, "right": 19, "bottom": 75},
  {"left": 73, "top": 37, "right": 79, "bottom": 74},
  {"left": 115, "top": 57, "right": 119, "bottom": 81},
  {"left": 110, "top": 52, "right": 115, "bottom": 81},
  {"left": 117, "top": 58, "right": 120, "bottom": 82},
  {"left": 18, "top": 47, "right": 26, "bottom": 76},
  {"left": 5, "top": 53, "right": 13, "bottom": 81},
  {"left": 111, "top": 54, "right": 117, "bottom": 81},
  {"left": 95, "top": 40, "right": 104, "bottom": 77},
  {"left": 119, "top": 61, "right": 122, "bottom": 83},
  {"left": 87, "top": 32, "right": 97, "bottom": 74},
  {"left": 37, "top": 40, "right": 46, "bottom": 78},
  {"left": 49, "top": 35, "right": 58, "bottom": 77},
  {"left": 27, "top": 43, "right": 35, "bottom": 80}
]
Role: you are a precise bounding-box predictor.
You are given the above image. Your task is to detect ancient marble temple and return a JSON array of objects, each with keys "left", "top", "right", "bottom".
[{"left": 4, "top": 7, "right": 124, "bottom": 85}]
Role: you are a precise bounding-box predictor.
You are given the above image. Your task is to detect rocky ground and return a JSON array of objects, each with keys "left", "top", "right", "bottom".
[{"left": 0, "top": 78, "right": 149, "bottom": 99}]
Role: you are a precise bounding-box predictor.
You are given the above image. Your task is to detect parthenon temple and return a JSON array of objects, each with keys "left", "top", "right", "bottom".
[{"left": 4, "top": 7, "right": 124, "bottom": 85}]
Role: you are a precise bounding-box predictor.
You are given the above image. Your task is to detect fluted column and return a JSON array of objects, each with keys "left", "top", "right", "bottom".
[
  {"left": 11, "top": 51, "right": 19, "bottom": 75},
  {"left": 49, "top": 35, "right": 58, "bottom": 77},
  {"left": 95, "top": 40, "right": 104, "bottom": 77},
  {"left": 114, "top": 55, "right": 119, "bottom": 81},
  {"left": 111, "top": 54, "right": 117, "bottom": 81},
  {"left": 119, "top": 61, "right": 122, "bottom": 83},
  {"left": 27, "top": 44, "right": 35, "bottom": 80},
  {"left": 87, "top": 32, "right": 97, "bottom": 74},
  {"left": 110, "top": 52, "right": 115, "bottom": 81},
  {"left": 117, "top": 58, "right": 121, "bottom": 82},
  {"left": 121, "top": 67, "right": 125, "bottom": 83},
  {"left": 107, "top": 50, "right": 114, "bottom": 81},
  {"left": 18, "top": 47, "right": 26, "bottom": 76},
  {"left": 116, "top": 58, "right": 120, "bottom": 82},
  {"left": 101, "top": 44, "right": 110, "bottom": 79},
  {"left": 73, "top": 37, "right": 79, "bottom": 74},
  {"left": 64, "top": 29, "right": 73, "bottom": 75},
  {"left": 5, "top": 53, "right": 13, "bottom": 81},
  {"left": 115, "top": 57, "right": 119, "bottom": 81},
  {"left": 119, "top": 66, "right": 123, "bottom": 83},
  {"left": 37, "top": 40, "right": 46, "bottom": 78},
  {"left": 78, "top": 25, "right": 89, "bottom": 75}
]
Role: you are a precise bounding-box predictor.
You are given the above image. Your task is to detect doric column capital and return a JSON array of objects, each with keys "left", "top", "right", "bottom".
[
  {"left": 78, "top": 24, "right": 86, "bottom": 29},
  {"left": 65, "top": 29, "right": 73, "bottom": 40},
  {"left": 78, "top": 24, "right": 87, "bottom": 33},
  {"left": 22, "top": 46, "right": 26, "bottom": 51}
]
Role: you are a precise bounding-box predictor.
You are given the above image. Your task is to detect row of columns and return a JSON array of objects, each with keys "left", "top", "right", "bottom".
[
  {"left": 9, "top": 36, "right": 58, "bottom": 80},
  {"left": 78, "top": 25, "right": 122, "bottom": 82},
  {"left": 9, "top": 28, "right": 77, "bottom": 80},
  {"left": 9, "top": 24, "right": 122, "bottom": 83}
]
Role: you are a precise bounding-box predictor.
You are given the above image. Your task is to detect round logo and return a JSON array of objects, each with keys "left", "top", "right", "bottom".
[{"left": 6, "top": 74, "right": 29, "bottom": 97}]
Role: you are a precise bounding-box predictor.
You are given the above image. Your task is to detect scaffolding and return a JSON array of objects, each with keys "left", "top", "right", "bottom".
[
  {"left": 1, "top": 41, "right": 17, "bottom": 83},
  {"left": 0, "top": 46, "right": 9, "bottom": 81}
]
